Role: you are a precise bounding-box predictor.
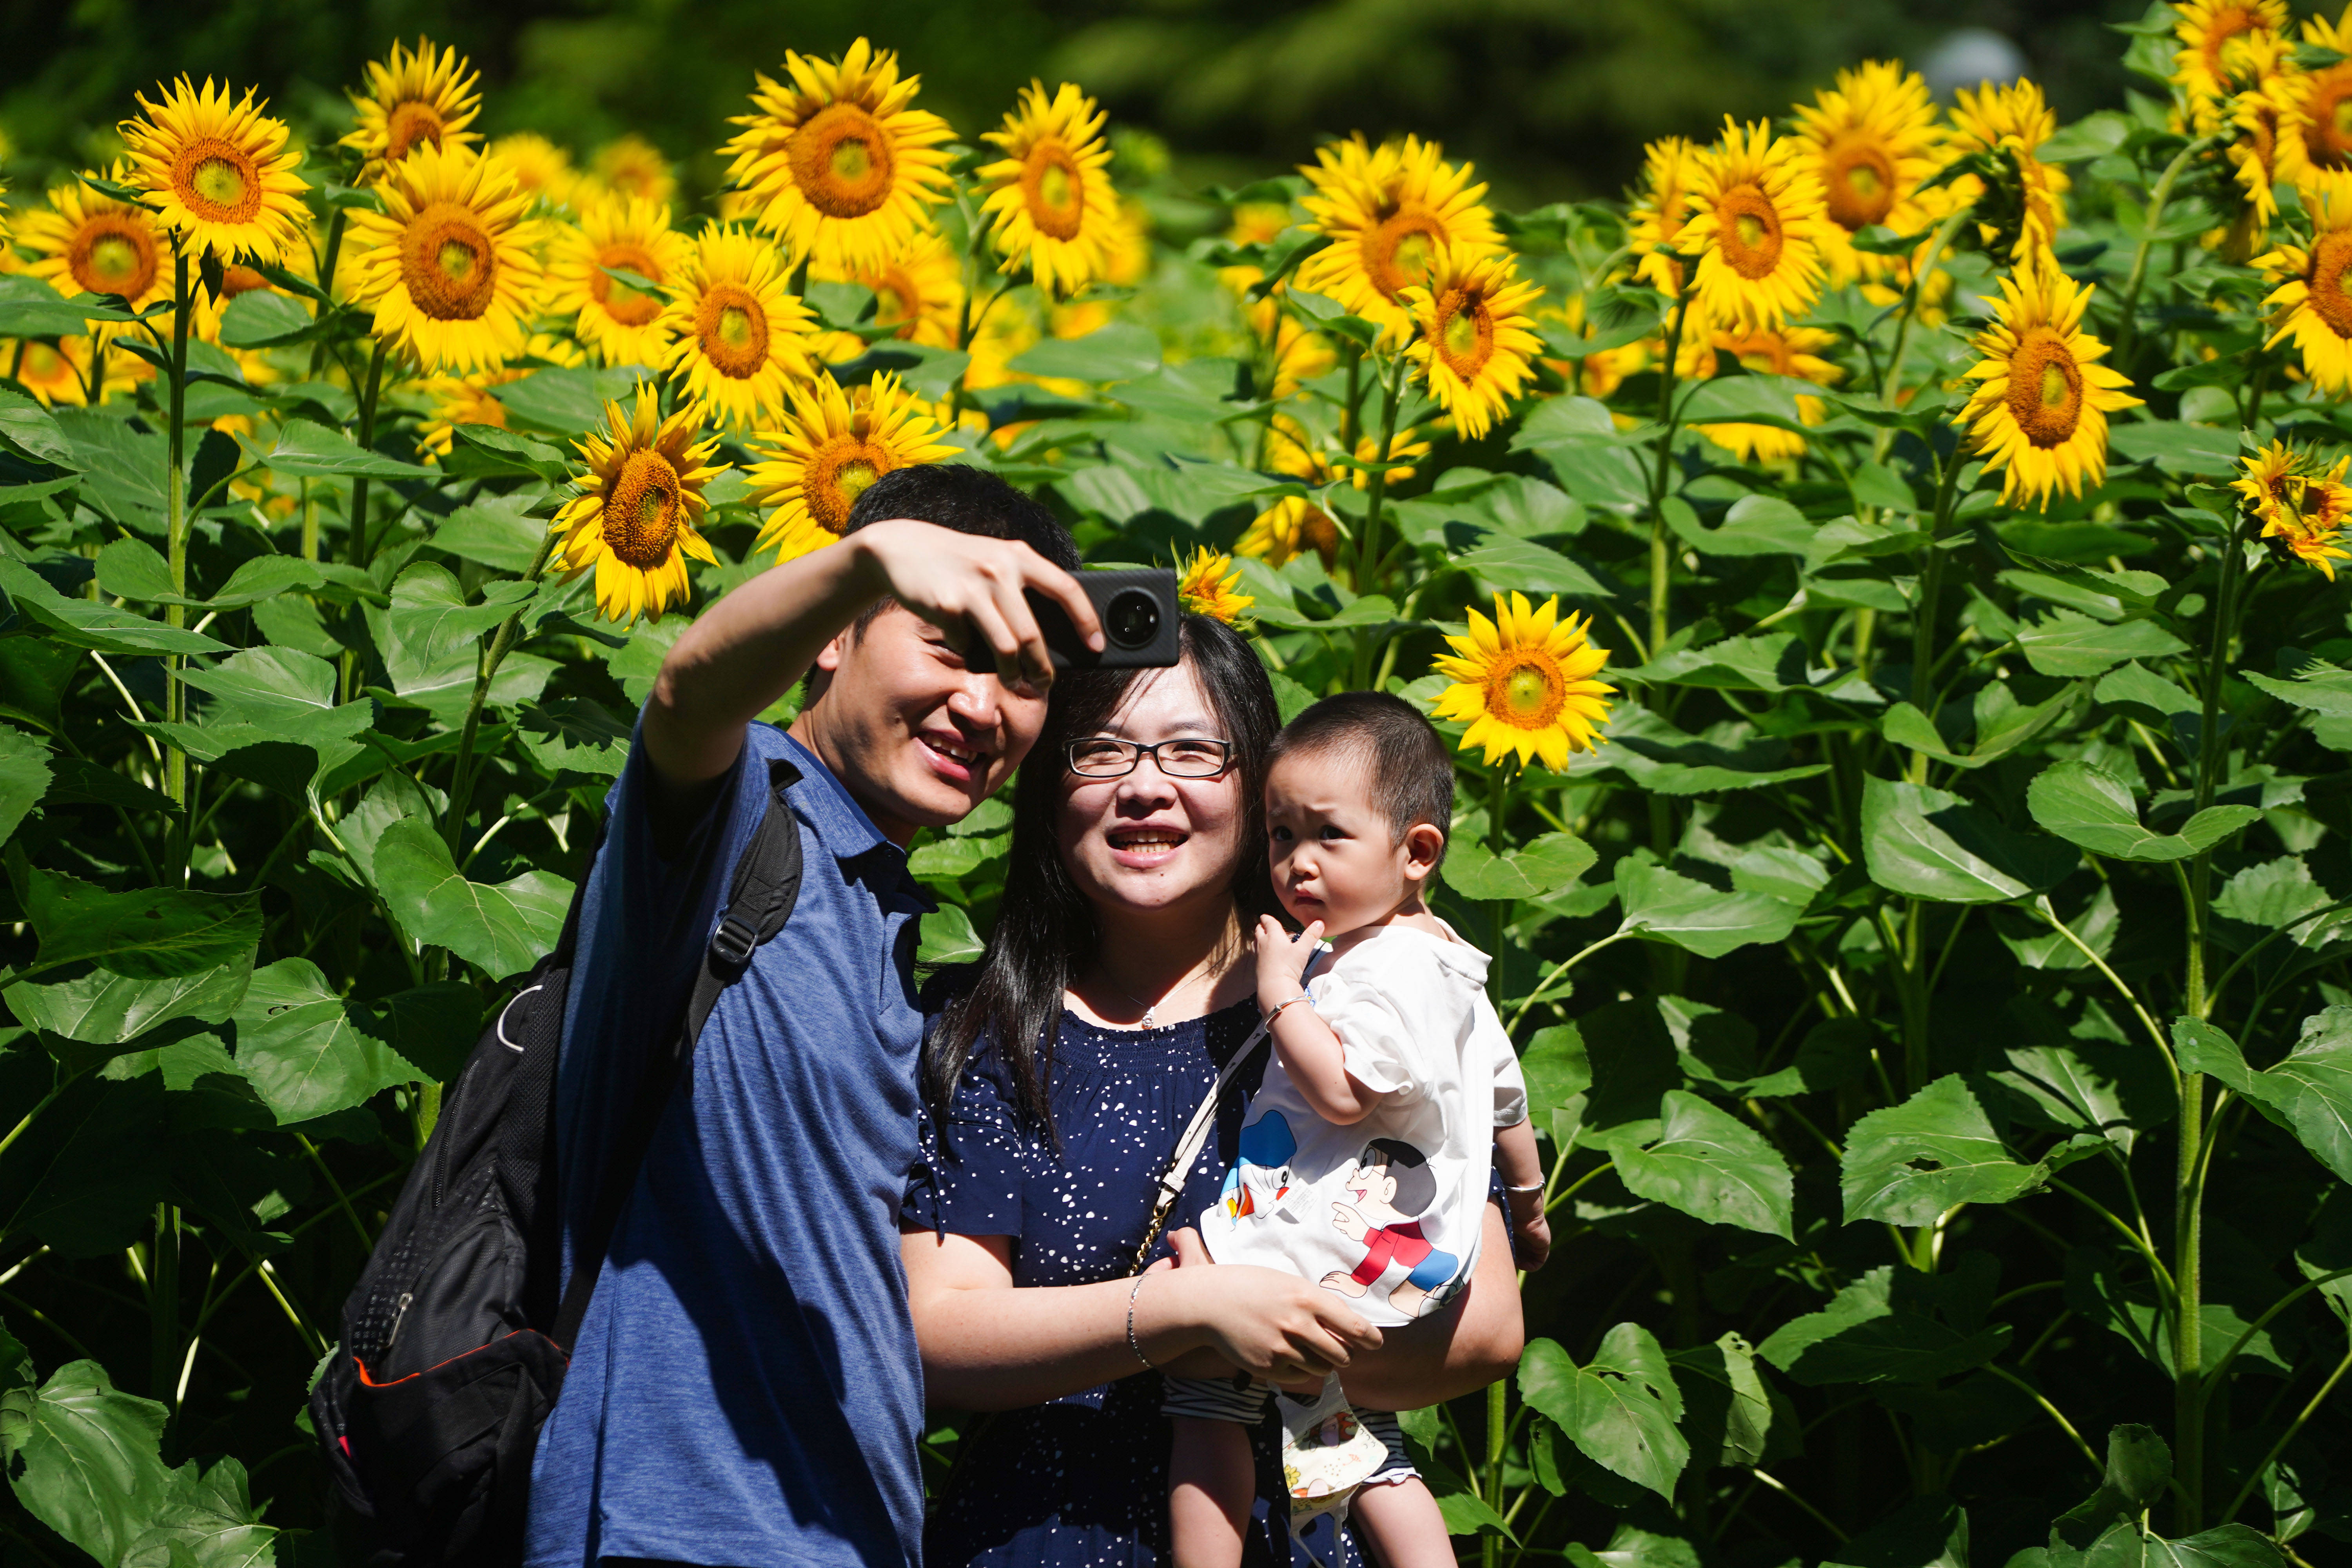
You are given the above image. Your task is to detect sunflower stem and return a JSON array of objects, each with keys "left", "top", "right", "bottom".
[
  {"left": 308, "top": 207, "right": 348, "bottom": 380},
  {"left": 441, "top": 528, "right": 561, "bottom": 858},
  {"left": 1871, "top": 204, "right": 1971, "bottom": 468},
  {"left": 1904, "top": 446, "right": 1967, "bottom": 781},
  {"left": 1350, "top": 362, "right": 1403, "bottom": 686},
  {"left": 163, "top": 248, "right": 193, "bottom": 831},
  {"left": 1646, "top": 288, "right": 1695, "bottom": 664},
  {"left": 347, "top": 339, "right": 391, "bottom": 569},
  {"left": 2115, "top": 134, "right": 2219, "bottom": 375}
]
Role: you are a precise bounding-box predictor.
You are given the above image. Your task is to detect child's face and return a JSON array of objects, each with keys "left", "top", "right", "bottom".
[{"left": 1265, "top": 748, "right": 1424, "bottom": 936}]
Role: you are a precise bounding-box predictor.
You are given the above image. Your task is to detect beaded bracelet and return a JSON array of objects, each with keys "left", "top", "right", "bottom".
[{"left": 1127, "top": 1272, "right": 1156, "bottom": 1370}]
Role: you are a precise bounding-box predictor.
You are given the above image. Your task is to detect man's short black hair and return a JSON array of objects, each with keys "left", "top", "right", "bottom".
[
  {"left": 842, "top": 467, "right": 1081, "bottom": 633},
  {"left": 1267, "top": 691, "right": 1455, "bottom": 865}
]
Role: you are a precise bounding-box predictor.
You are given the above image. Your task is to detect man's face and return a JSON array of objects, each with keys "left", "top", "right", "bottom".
[{"left": 797, "top": 604, "right": 1047, "bottom": 844}]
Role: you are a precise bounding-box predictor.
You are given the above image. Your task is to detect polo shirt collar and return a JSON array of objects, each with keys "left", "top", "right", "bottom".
[{"left": 776, "top": 732, "right": 894, "bottom": 862}]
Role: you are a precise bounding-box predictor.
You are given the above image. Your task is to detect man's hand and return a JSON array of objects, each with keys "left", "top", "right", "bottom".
[
  {"left": 851, "top": 519, "right": 1102, "bottom": 691},
  {"left": 1254, "top": 914, "right": 1321, "bottom": 1015}
]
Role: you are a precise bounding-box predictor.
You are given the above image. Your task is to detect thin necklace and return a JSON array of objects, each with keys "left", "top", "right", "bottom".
[{"left": 1102, "top": 959, "right": 1207, "bottom": 1030}]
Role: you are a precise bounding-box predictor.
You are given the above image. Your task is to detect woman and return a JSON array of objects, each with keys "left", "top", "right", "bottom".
[{"left": 902, "top": 613, "right": 1525, "bottom": 1566}]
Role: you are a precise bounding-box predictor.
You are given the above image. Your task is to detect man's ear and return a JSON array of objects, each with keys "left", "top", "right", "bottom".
[
  {"left": 1400, "top": 823, "right": 1445, "bottom": 884},
  {"left": 813, "top": 630, "right": 852, "bottom": 674}
]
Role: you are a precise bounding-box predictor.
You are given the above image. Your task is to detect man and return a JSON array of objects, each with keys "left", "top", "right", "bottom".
[{"left": 526, "top": 465, "right": 1100, "bottom": 1568}]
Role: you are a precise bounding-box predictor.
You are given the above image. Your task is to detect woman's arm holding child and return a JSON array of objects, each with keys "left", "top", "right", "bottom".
[{"left": 1254, "top": 915, "right": 1383, "bottom": 1124}]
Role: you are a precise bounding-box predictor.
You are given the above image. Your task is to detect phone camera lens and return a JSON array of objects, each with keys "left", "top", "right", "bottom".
[{"left": 1105, "top": 588, "right": 1160, "bottom": 649}]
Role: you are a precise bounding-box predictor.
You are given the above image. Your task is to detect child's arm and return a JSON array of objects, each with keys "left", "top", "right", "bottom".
[
  {"left": 1494, "top": 1118, "right": 1552, "bottom": 1270},
  {"left": 1254, "top": 915, "right": 1386, "bottom": 1125}
]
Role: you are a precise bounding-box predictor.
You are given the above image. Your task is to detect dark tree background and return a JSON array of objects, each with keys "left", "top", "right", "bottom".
[{"left": 0, "top": 0, "right": 2164, "bottom": 212}]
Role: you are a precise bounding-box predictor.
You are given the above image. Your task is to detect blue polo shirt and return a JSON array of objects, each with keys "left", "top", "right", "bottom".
[{"left": 526, "top": 724, "right": 932, "bottom": 1568}]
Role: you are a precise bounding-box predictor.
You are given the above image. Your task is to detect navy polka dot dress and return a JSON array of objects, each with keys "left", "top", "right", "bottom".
[{"left": 902, "top": 998, "right": 1365, "bottom": 1568}]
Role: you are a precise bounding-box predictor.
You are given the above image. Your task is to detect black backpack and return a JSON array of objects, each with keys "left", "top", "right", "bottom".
[{"left": 310, "top": 759, "right": 807, "bottom": 1566}]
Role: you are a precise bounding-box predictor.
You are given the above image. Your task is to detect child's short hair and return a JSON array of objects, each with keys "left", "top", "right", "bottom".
[{"left": 1267, "top": 691, "right": 1455, "bottom": 863}]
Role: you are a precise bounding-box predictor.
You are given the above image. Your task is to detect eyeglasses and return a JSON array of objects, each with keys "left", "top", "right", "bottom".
[{"left": 1065, "top": 737, "right": 1235, "bottom": 779}]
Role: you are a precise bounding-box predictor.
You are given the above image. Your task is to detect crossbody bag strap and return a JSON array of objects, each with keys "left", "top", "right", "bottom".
[{"left": 551, "top": 757, "right": 806, "bottom": 1350}]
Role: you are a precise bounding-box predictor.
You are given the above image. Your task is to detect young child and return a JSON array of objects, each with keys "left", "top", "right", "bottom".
[{"left": 1165, "top": 692, "right": 1550, "bottom": 1568}]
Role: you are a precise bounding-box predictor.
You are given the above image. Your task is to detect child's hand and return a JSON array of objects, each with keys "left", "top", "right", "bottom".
[
  {"left": 1254, "top": 914, "right": 1322, "bottom": 1015},
  {"left": 1508, "top": 1189, "right": 1552, "bottom": 1271}
]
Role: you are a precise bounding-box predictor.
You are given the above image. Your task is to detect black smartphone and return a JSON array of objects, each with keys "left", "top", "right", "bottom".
[{"left": 964, "top": 567, "right": 1181, "bottom": 674}]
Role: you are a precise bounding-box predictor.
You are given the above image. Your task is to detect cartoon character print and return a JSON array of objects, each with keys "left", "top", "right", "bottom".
[
  {"left": 1319, "top": 1138, "right": 1462, "bottom": 1319},
  {"left": 1220, "top": 1111, "right": 1296, "bottom": 1223}
]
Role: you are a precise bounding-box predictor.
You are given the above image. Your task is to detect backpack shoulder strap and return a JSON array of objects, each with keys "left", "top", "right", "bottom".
[{"left": 550, "top": 755, "right": 806, "bottom": 1349}]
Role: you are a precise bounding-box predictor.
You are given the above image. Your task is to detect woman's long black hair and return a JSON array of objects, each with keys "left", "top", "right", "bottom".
[{"left": 922, "top": 613, "right": 1281, "bottom": 1131}]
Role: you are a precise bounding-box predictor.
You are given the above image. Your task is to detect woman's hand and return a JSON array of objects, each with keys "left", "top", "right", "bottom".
[
  {"left": 1149, "top": 1227, "right": 1381, "bottom": 1383},
  {"left": 1254, "top": 913, "right": 1321, "bottom": 1015}
]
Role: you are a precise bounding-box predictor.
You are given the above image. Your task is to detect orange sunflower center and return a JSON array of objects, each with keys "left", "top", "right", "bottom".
[
  {"left": 1484, "top": 650, "right": 1566, "bottom": 729},
  {"left": 171, "top": 137, "right": 263, "bottom": 224},
  {"left": 1822, "top": 134, "right": 1898, "bottom": 230},
  {"left": 789, "top": 101, "right": 898, "bottom": 219},
  {"left": 1432, "top": 286, "right": 1494, "bottom": 379},
  {"left": 1716, "top": 184, "right": 1786, "bottom": 279},
  {"left": 399, "top": 201, "right": 499, "bottom": 321},
  {"left": 18, "top": 341, "right": 72, "bottom": 390},
  {"left": 805, "top": 434, "right": 893, "bottom": 533},
  {"left": 385, "top": 100, "right": 448, "bottom": 163},
  {"left": 221, "top": 264, "right": 271, "bottom": 298},
  {"left": 603, "top": 448, "right": 684, "bottom": 567},
  {"left": 1362, "top": 202, "right": 1446, "bottom": 301},
  {"left": 2307, "top": 67, "right": 2352, "bottom": 166},
  {"left": 69, "top": 212, "right": 160, "bottom": 300},
  {"left": 590, "top": 242, "right": 667, "bottom": 327},
  {"left": 2200, "top": 10, "right": 2259, "bottom": 86},
  {"left": 2307, "top": 230, "right": 2352, "bottom": 339},
  {"left": 694, "top": 283, "right": 771, "bottom": 379},
  {"left": 872, "top": 272, "right": 917, "bottom": 335},
  {"left": 1021, "top": 142, "right": 1087, "bottom": 241},
  {"left": 2004, "top": 325, "right": 2085, "bottom": 447}
]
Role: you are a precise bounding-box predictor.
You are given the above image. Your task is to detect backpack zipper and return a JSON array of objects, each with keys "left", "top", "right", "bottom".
[{"left": 383, "top": 1291, "right": 415, "bottom": 1354}]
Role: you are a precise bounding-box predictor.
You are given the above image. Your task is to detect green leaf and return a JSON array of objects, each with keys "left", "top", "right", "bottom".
[
  {"left": 256, "top": 418, "right": 432, "bottom": 479},
  {"left": 1519, "top": 1024, "right": 1590, "bottom": 1127},
  {"left": 2079, "top": 1522, "right": 2287, "bottom": 1568},
  {"left": 515, "top": 698, "right": 632, "bottom": 780},
  {"left": 2017, "top": 611, "right": 2189, "bottom": 678},
  {"left": 1665, "top": 494, "right": 1817, "bottom": 557},
  {"left": 1614, "top": 858, "right": 1802, "bottom": 958},
  {"left": 218, "top": 288, "right": 316, "bottom": 349},
  {"left": 1007, "top": 323, "right": 1162, "bottom": 383},
  {"left": 0, "top": 724, "right": 51, "bottom": 842},
  {"left": 387, "top": 563, "right": 535, "bottom": 669},
  {"left": 431, "top": 493, "right": 555, "bottom": 571},
  {"left": 1615, "top": 1091, "right": 1793, "bottom": 1238},
  {"left": 230, "top": 958, "right": 431, "bottom": 1124},
  {"left": 2106, "top": 420, "right": 2241, "bottom": 476},
  {"left": 1666, "top": 1332, "right": 1777, "bottom": 1468},
  {"left": 1517, "top": 1326, "right": 1688, "bottom": 1501},
  {"left": 0, "top": 274, "right": 135, "bottom": 336},
  {"left": 1, "top": 1358, "right": 173, "bottom": 1568},
  {"left": 180, "top": 646, "right": 372, "bottom": 742},
  {"left": 1757, "top": 1265, "right": 2013, "bottom": 1386},
  {"left": 1442, "top": 833, "right": 1596, "bottom": 902},
  {"left": 2236, "top": 1006, "right": 2352, "bottom": 1183},
  {"left": 5, "top": 961, "right": 253, "bottom": 1047},
  {"left": 372, "top": 819, "right": 573, "bottom": 979},
  {"left": 918, "top": 904, "right": 984, "bottom": 965},
  {"left": 1842, "top": 1074, "right": 2048, "bottom": 1225},
  {"left": 2055, "top": 1424, "right": 2172, "bottom": 1547},
  {"left": 1450, "top": 536, "right": 1615, "bottom": 599},
  {"left": 123, "top": 1456, "right": 278, "bottom": 1568},
  {"left": 1627, "top": 633, "right": 1808, "bottom": 692},
  {"left": 2245, "top": 648, "right": 2352, "bottom": 719},
  {"left": 0, "top": 388, "right": 78, "bottom": 470},
  {"left": 2027, "top": 760, "right": 2261, "bottom": 862},
  {"left": 2095, "top": 660, "right": 2196, "bottom": 721},
  {"left": 493, "top": 365, "right": 652, "bottom": 436},
  {"left": 20, "top": 870, "right": 263, "bottom": 980},
  {"left": 206, "top": 555, "right": 333, "bottom": 610},
  {"left": 1822, "top": 1498, "right": 1971, "bottom": 1568},
  {"left": 1678, "top": 374, "right": 1818, "bottom": 432},
  {"left": 1860, "top": 775, "right": 2076, "bottom": 903},
  {"left": 58, "top": 409, "right": 168, "bottom": 528},
  {"left": 0, "top": 558, "right": 228, "bottom": 657}
]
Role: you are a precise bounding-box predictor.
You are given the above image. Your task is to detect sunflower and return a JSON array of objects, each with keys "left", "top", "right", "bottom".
[
  {"left": 2214, "top": 42, "right": 2306, "bottom": 259},
  {"left": 2234, "top": 439, "right": 2352, "bottom": 577},
  {"left": 1955, "top": 261, "right": 2141, "bottom": 510},
  {"left": 721, "top": 38, "right": 955, "bottom": 272},
  {"left": 7, "top": 338, "right": 94, "bottom": 407},
  {"left": 586, "top": 135, "right": 677, "bottom": 207},
  {"left": 1430, "top": 592, "right": 1615, "bottom": 772},
  {"left": 1677, "top": 118, "right": 1831, "bottom": 334},
  {"left": 549, "top": 385, "right": 725, "bottom": 627},
  {"left": 2255, "top": 172, "right": 2352, "bottom": 392},
  {"left": 1629, "top": 137, "right": 1704, "bottom": 300},
  {"left": 548, "top": 192, "right": 688, "bottom": 367},
  {"left": 2292, "top": 9, "right": 2352, "bottom": 172},
  {"left": 489, "top": 132, "right": 579, "bottom": 209},
  {"left": 415, "top": 366, "right": 526, "bottom": 462},
  {"left": 18, "top": 165, "right": 170, "bottom": 342},
  {"left": 345, "top": 142, "right": 543, "bottom": 374},
  {"left": 748, "top": 372, "right": 956, "bottom": 562},
  {"left": 1397, "top": 250, "right": 1542, "bottom": 441},
  {"left": 118, "top": 76, "right": 308, "bottom": 264},
  {"left": 1697, "top": 325, "right": 1843, "bottom": 464},
  {"left": 1295, "top": 135, "right": 1503, "bottom": 342},
  {"left": 658, "top": 226, "right": 817, "bottom": 432},
  {"left": 811, "top": 229, "right": 963, "bottom": 358},
  {"left": 976, "top": 82, "right": 1120, "bottom": 298},
  {"left": 1228, "top": 201, "right": 1294, "bottom": 249},
  {"left": 2175, "top": 0, "right": 2292, "bottom": 132},
  {"left": 342, "top": 37, "right": 481, "bottom": 171},
  {"left": 1176, "top": 549, "right": 1253, "bottom": 624},
  {"left": 1947, "top": 80, "right": 2071, "bottom": 262},
  {"left": 1238, "top": 497, "right": 1342, "bottom": 571},
  {"left": 1790, "top": 62, "right": 1945, "bottom": 289}
]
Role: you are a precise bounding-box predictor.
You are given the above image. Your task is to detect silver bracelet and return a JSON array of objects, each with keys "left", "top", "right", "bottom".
[
  {"left": 1263, "top": 993, "right": 1314, "bottom": 1025},
  {"left": 1127, "top": 1272, "right": 1156, "bottom": 1370},
  {"left": 1504, "top": 1182, "right": 1546, "bottom": 1194}
]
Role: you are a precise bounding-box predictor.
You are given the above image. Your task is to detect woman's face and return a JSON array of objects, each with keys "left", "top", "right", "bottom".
[{"left": 1055, "top": 659, "right": 1246, "bottom": 922}]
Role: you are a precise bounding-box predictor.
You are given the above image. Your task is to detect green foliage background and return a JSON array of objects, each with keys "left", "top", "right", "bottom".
[{"left": 2, "top": 4, "right": 2352, "bottom": 1568}]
